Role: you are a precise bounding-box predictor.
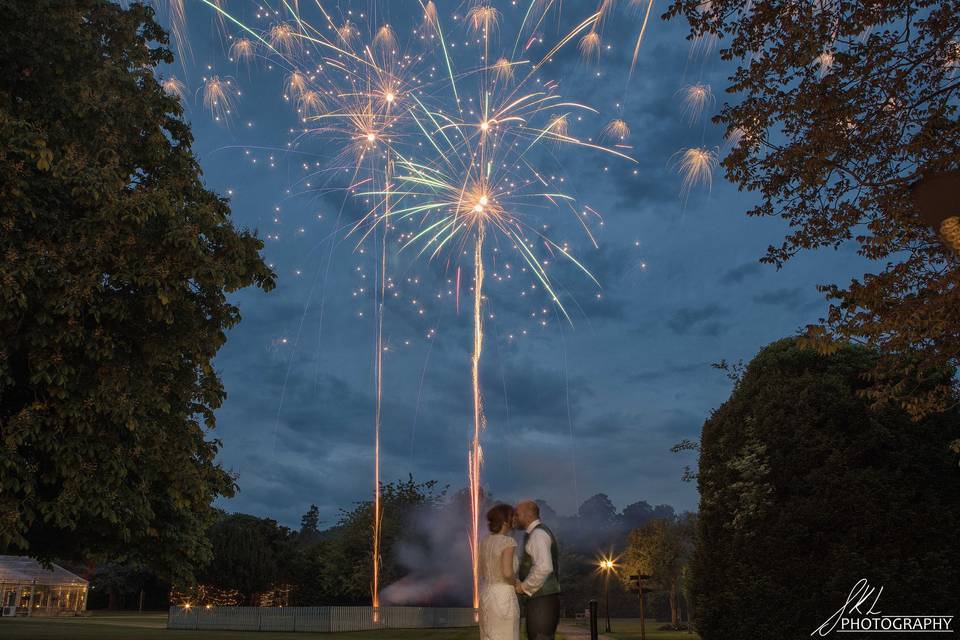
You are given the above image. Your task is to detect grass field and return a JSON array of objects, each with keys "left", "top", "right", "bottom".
[
  {"left": 0, "top": 611, "right": 576, "bottom": 639},
  {"left": 0, "top": 612, "right": 480, "bottom": 640}
]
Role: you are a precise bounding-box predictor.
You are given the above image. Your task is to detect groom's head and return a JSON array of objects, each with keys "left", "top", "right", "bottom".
[{"left": 514, "top": 500, "right": 540, "bottom": 529}]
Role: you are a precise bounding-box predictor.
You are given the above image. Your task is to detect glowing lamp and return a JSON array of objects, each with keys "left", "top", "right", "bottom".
[{"left": 366, "top": 132, "right": 376, "bottom": 143}]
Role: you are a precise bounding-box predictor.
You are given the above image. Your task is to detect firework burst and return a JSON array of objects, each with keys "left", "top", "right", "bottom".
[
  {"left": 674, "top": 146, "right": 718, "bottom": 199},
  {"left": 679, "top": 83, "right": 714, "bottom": 124},
  {"left": 200, "top": 75, "right": 237, "bottom": 123},
  {"left": 161, "top": 75, "right": 186, "bottom": 99},
  {"left": 187, "top": 0, "right": 658, "bottom": 611}
]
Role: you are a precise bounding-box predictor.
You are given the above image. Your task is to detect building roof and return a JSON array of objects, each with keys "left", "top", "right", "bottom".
[{"left": 0, "top": 556, "right": 88, "bottom": 586}]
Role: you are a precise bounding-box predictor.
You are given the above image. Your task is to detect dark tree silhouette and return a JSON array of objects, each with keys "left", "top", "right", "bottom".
[
  {"left": 691, "top": 338, "right": 960, "bottom": 638},
  {"left": 0, "top": 0, "right": 273, "bottom": 582}
]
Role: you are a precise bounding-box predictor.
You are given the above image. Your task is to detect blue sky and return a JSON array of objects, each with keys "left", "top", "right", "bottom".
[{"left": 160, "top": 0, "right": 867, "bottom": 529}]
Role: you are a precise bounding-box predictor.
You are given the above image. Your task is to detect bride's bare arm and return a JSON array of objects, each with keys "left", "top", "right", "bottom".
[{"left": 500, "top": 545, "right": 516, "bottom": 583}]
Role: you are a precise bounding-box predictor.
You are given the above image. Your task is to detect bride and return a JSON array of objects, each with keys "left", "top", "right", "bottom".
[{"left": 478, "top": 504, "right": 520, "bottom": 640}]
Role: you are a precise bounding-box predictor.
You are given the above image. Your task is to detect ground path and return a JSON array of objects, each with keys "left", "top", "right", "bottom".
[{"left": 558, "top": 620, "right": 611, "bottom": 639}]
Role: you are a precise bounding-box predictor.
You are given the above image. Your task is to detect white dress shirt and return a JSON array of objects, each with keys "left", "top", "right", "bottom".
[{"left": 520, "top": 519, "right": 554, "bottom": 596}]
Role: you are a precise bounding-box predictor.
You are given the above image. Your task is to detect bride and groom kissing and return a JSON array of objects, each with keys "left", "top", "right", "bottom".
[{"left": 479, "top": 501, "right": 560, "bottom": 640}]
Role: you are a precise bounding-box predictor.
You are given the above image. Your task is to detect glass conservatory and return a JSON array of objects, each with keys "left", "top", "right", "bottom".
[{"left": 0, "top": 556, "right": 88, "bottom": 617}]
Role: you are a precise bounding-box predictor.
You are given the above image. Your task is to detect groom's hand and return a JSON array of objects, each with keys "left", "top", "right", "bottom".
[{"left": 515, "top": 583, "right": 525, "bottom": 594}]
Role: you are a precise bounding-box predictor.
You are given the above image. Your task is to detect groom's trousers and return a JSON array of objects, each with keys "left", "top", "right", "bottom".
[{"left": 524, "top": 593, "right": 560, "bottom": 640}]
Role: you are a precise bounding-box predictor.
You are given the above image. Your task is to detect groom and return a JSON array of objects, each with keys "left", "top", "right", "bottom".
[{"left": 514, "top": 500, "right": 561, "bottom": 640}]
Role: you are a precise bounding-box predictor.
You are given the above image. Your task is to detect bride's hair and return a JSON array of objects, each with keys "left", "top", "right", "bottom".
[{"left": 486, "top": 503, "right": 514, "bottom": 534}]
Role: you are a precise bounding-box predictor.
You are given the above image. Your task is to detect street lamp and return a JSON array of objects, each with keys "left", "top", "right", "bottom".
[
  {"left": 911, "top": 170, "right": 960, "bottom": 254},
  {"left": 596, "top": 556, "right": 617, "bottom": 633}
]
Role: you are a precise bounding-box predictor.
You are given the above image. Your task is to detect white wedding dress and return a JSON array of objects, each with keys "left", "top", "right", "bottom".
[{"left": 478, "top": 533, "right": 520, "bottom": 640}]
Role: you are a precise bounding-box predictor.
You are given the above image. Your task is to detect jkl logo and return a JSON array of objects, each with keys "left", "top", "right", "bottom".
[{"left": 811, "top": 579, "right": 954, "bottom": 636}]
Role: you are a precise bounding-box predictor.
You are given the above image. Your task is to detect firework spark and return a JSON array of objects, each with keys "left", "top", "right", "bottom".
[
  {"left": 161, "top": 75, "right": 186, "bottom": 99},
  {"left": 603, "top": 118, "right": 630, "bottom": 140},
  {"left": 679, "top": 83, "right": 714, "bottom": 124},
  {"left": 229, "top": 36, "right": 256, "bottom": 64},
  {"left": 674, "top": 146, "right": 718, "bottom": 199},
  {"left": 579, "top": 30, "right": 602, "bottom": 62},
  {"left": 201, "top": 75, "right": 237, "bottom": 122}
]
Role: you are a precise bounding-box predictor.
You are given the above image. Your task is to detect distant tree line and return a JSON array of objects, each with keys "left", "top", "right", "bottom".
[{"left": 84, "top": 477, "right": 689, "bottom": 622}]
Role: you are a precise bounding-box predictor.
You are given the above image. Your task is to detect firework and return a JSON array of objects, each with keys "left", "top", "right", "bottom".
[
  {"left": 161, "top": 75, "right": 186, "bottom": 99},
  {"left": 679, "top": 83, "right": 714, "bottom": 124},
  {"left": 188, "top": 0, "right": 646, "bottom": 610},
  {"left": 628, "top": 0, "right": 656, "bottom": 77},
  {"left": 579, "top": 30, "right": 602, "bottom": 62},
  {"left": 602, "top": 118, "right": 631, "bottom": 141},
  {"left": 674, "top": 146, "right": 718, "bottom": 199},
  {"left": 229, "top": 37, "right": 256, "bottom": 64},
  {"left": 201, "top": 75, "right": 237, "bottom": 122},
  {"left": 269, "top": 22, "right": 298, "bottom": 54}
]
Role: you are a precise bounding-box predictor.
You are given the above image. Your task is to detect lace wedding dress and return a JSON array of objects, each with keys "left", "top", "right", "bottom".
[{"left": 478, "top": 533, "right": 520, "bottom": 640}]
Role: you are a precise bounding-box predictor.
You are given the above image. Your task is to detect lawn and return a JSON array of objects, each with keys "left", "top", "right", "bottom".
[
  {"left": 0, "top": 612, "right": 571, "bottom": 639},
  {"left": 0, "top": 612, "right": 480, "bottom": 640}
]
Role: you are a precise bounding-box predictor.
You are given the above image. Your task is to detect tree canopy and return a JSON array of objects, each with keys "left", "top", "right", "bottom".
[
  {"left": 691, "top": 338, "right": 960, "bottom": 638},
  {"left": 665, "top": 0, "right": 960, "bottom": 418},
  {"left": 622, "top": 516, "right": 694, "bottom": 628},
  {"left": 0, "top": 0, "right": 274, "bottom": 583}
]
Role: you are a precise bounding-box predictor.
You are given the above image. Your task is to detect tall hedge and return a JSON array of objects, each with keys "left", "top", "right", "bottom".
[{"left": 691, "top": 339, "right": 959, "bottom": 639}]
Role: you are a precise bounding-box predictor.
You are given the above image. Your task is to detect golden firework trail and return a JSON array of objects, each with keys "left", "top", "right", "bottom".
[{"left": 186, "top": 0, "right": 646, "bottom": 610}]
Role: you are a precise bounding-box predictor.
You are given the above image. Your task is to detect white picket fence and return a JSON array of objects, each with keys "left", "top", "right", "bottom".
[{"left": 167, "top": 605, "right": 479, "bottom": 632}]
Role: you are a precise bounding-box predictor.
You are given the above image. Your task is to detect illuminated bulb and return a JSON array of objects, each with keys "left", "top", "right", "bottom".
[
  {"left": 479, "top": 195, "right": 488, "bottom": 206},
  {"left": 366, "top": 132, "right": 376, "bottom": 142},
  {"left": 385, "top": 92, "right": 395, "bottom": 103},
  {"left": 480, "top": 120, "right": 489, "bottom": 131}
]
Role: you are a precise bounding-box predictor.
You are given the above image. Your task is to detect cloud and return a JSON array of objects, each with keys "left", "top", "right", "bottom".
[
  {"left": 752, "top": 286, "right": 808, "bottom": 310},
  {"left": 629, "top": 361, "right": 710, "bottom": 382},
  {"left": 720, "top": 261, "right": 764, "bottom": 284},
  {"left": 666, "top": 303, "right": 730, "bottom": 336}
]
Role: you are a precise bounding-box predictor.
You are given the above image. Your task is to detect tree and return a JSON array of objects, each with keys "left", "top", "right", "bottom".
[
  {"left": 0, "top": 0, "right": 274, "bottom": 583},
  {"left": 300, "top": 504, "right": 321, "bottom": 536},
  {"left": 622, "top": 501, "right": 677, "bottom": 529},
  {"left": 321, "top": 477, "right": 445, "bottom": 603},
  {"left": 201, "top": 514, "right": 292, "bottom": 605},
  {"left": 622, "top": 518, "right": 690, "bottom": 628},
  {"left": 664, "top": 0, "right": 960, "bottom": 419},
  {"left": 690, "top": 338, "right": 960, "bottom": 638},
  {"left": 577, "top": 493, "right": 617, "bottom": 524}
]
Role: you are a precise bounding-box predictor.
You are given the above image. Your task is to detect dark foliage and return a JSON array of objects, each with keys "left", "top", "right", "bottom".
[
  {"left": 691, "top": 338, "right": 960, "bottom": 639},
  {"left": 0, "top": 0, "right": 274, "bottom": 582}
]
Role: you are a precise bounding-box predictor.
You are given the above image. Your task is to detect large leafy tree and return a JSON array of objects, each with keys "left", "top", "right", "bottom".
[
  {"left": 664, "top": 0, "right": 960, "bottom": 418},
  {"left": 0, "top": 0, "right": 274, "bottom": 583},
  {"left": 622, "top": 516, "right": 693, "bottom": 629},
  {"left": 691, "top": 339, "right": 960, "bottom": 638}
]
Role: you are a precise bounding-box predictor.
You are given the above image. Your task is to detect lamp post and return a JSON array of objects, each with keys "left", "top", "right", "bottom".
[
  {"left": 599, "top": 559, "right": 614, "bottom": 633},
  {"left": 911, "top": 170, "right": 960, "bottom": 254}
]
